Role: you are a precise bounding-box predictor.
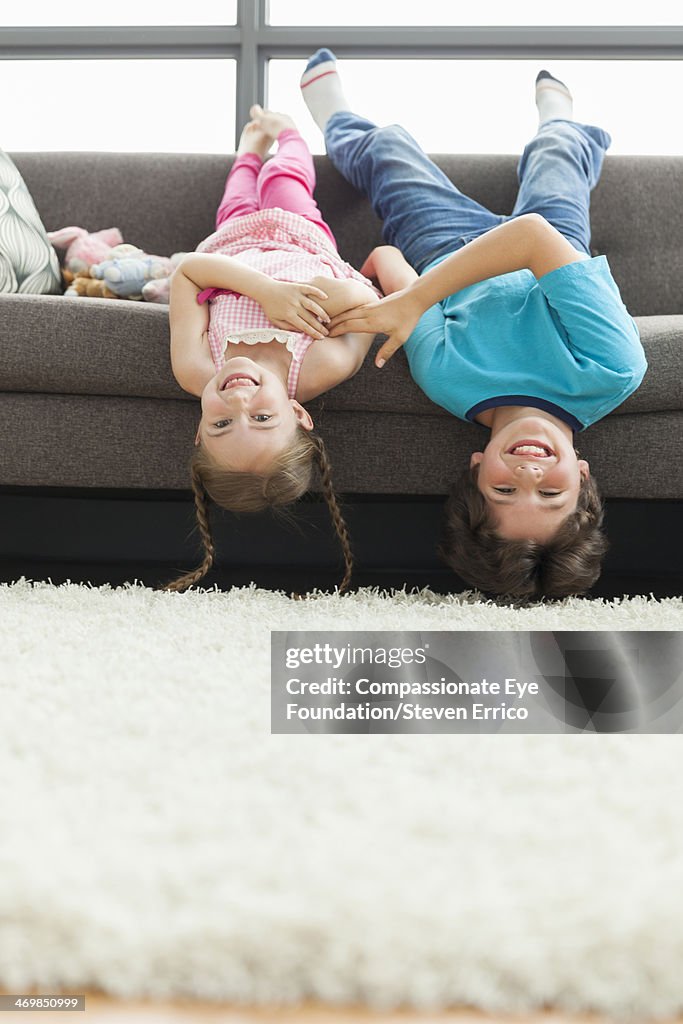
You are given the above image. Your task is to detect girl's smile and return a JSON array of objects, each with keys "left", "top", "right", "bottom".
[{"left": 222, "top": 373, "right": 259, "bottom": 390}]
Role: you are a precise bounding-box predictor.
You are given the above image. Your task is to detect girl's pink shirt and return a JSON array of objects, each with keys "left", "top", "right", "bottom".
[{"left": 195, "top": 207, "right": 379, "bottom": 398}]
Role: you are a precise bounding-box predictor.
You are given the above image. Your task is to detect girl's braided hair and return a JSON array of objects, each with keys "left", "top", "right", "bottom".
[{"left": 162, "top": 426, "right": 353, "bottom": 595}]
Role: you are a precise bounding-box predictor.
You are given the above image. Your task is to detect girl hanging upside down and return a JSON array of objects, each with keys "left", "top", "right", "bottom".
[{"left": 166, "top": 105, "right": 380, "bottom": 594}]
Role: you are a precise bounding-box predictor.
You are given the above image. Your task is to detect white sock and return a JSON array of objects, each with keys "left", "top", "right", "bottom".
[
  {"left": 300, "top": 48, "right": 349, "bottom": 132},
  {"left": 535, "top": 70, "right": 573, "bottom": 125}
]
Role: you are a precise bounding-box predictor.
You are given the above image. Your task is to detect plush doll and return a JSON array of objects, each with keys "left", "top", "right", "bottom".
[
  {"left": 141, "top": 252, "right": 187, "bottom": 303},
  {"left": 47, "top": 225, "right": 185, "bottom": 302},
  {"left": 59, "top": 242, "right": 145, "bottom": 297},
  {"left": 90, "top": 247, "right": 181, "bottom": 301},
  {"left": 47, "top": 226, "right": 124, "bottom": 277},
  {"left": 68, "top": 272, "right": 118, "bottom": 299}
]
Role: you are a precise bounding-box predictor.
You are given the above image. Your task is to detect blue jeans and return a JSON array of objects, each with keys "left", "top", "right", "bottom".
[{"left": 324, "top": 112, "right": 612, "bottom": 274}]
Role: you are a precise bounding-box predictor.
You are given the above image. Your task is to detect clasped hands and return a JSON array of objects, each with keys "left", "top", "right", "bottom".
[
  {"left": 326, "top": 288, "right": 423, "bottom": 367},
  {"left": 258, "top": 277, "right": 423, "bottom": 368},
  {"left": 257, "top": 279, "right": 332, "bottom": 341}
]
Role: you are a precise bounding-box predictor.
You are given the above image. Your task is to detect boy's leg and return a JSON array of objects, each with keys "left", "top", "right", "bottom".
[
  {"left": 510, "top": 72, "right": 612, "bottom": 254},
  {"left": 324, "top": 112, "right": 503, "bottom": 274},
  {"left": 301, "top": 49, "right": 502, "bottom": 274},
  {"left": 255, "top": 123, "right": 337, "bottom": 249}
]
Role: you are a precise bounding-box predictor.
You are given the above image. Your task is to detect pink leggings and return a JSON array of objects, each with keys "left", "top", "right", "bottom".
[{"left": 215, "top": 128, "right": 337, "bottom": 249}]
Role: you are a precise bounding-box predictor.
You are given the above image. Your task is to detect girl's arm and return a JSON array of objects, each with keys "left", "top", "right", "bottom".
[
  {"left": 297, "top": 251, "right": 418, "bottom": 396},
  {"left": 180, "top": 253, "right": 331, "bottom": 339},
  {"left": 169, "top": 265, "right": 214, "bottom": 396},
  {"left": 170, "top": 254, "right": 311, "bottom": 394},
  {"left": 295, "top": 331, "right": 377, "bottom": 401},
  {"left": 329, "top": 214, "right": 587, "bottom": 365},
  {"left": 296, "top": 275, "right": 382, "bottom": 399}
]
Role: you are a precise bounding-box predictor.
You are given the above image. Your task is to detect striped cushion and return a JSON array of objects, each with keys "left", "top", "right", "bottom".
[{"left": 0, "top": 148, "right": 61, "bottom": 294}]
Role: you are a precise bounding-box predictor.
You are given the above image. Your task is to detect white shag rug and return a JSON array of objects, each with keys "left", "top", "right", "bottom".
[{"left": 1, "top": 580, "right": 682, "bottom": 1020}]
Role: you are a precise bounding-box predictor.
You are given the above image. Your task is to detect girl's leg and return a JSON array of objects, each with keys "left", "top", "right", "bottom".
[
  {"left": 215, "top": 156, "right": 261, "bottom": 228},
  {"left": 215, "top": 119, "right": 277, "bottom": 227},
  {"left": 324, "top": 112, "right": 503, "bottom": 274},
  {"left": 256, "top": 126, "right": 337, "bottom": 248}
]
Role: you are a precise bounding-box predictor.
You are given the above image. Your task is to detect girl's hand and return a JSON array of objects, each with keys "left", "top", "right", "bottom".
[
  {"left": 328, "top": 288, "right": 425, "bottom": 367},
  {"left": 258, "top": 280, "right": 331, "bottom": 340}
]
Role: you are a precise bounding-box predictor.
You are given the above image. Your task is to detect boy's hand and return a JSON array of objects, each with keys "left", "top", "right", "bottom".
[
  {"left": 359, "top": 245, "right": 401, "bottom": 282},
  {"left": 328, "top": 289, "right": 424, "bottom": 367},
  {"left": 258, "top": 279, "right": 331, "bottom": 340}
]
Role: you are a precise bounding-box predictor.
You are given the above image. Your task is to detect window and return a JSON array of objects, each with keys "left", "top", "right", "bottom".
[
  {"left": 2, "top": 60, "right": 235, "bottom": 152},
  {"left": 0, "top": 1, "right": 237, "bottom": 26},
  {"left": 268, "top": 0, "right": 683, "bottom": 25},
  {"left": 0, "top": 2, "right": 679, "bottom": 153},
  {"left": 268, "top": 58, "right": 683, "bottom": 156}
]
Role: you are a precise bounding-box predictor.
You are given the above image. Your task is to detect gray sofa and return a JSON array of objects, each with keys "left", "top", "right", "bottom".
[{"left": 1, "top": 150, "right": 681, "bottom": 509}]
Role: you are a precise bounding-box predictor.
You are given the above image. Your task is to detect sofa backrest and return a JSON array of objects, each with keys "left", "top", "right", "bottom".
[{"left": 12, "top": 151, "right": 683, "bottom": 317}]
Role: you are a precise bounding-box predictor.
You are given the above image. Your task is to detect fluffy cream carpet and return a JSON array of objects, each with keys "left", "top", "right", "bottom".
[{"left": 1, "top": 580, "right": 682, "bottom": 1020}]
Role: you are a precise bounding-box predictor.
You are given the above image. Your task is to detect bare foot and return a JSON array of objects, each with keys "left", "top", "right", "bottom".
[
  {"left": 237, "top": 119, "right": 273, "bottom": 158},
  {"left": 250, "top": 104, "right": 297, "bottom": 139}
]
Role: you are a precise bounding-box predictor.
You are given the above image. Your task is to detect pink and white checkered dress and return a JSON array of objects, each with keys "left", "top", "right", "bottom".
[{"left": 195, "top": 207, "right": 378, "bottom": 399}]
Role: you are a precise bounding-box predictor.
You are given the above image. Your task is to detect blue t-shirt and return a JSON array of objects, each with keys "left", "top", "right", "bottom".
[{"left": 402, "top": 254, "right": 647, "bottom": 431}]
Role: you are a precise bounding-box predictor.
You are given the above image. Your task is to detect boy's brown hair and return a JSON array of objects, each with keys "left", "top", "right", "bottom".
[
  {"left": 439, "top": 465, "right": 608, "bottom": 599},
  {"left": 163, "top": 426, "right": 353, "bottom": 594}
]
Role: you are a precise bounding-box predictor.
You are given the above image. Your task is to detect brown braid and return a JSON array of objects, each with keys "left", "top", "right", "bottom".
[
  {"left": 312, "top": 434, "right": 354, "bottom": 594},
  {"left": 162, "top": 427, "right": 353, "bottom": 596},
  {"left": 162, "top": 463, "right": 216, "bottom": 593}
]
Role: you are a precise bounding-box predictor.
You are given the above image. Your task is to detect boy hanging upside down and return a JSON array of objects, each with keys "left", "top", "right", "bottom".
[{"left": 300, "top": 50, "right": 647, "bottom": 598}]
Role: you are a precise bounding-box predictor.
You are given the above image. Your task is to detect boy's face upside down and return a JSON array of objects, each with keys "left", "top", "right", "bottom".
[{"left": 470, "top": 409, "right": 590, "bottom": 544}]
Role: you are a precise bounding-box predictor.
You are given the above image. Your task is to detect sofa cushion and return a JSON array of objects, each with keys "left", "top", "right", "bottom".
[
  {"left": 0, "top": 393, "right": 678, "bottom": 500},
  {"left": 11, "top": 152, "right": 229, "bottom": 270},
  {"left": 12, "top": 151, "right": 683, "bottom": 317},
  {"left": 0, "top": 294, "right": 680, "bottom": 420},
  {"left": 1, "top": 150, "right": 680, "bottom": 503},
  {"left": 0, "top": 149, "right": 61, "bottom": 295}
]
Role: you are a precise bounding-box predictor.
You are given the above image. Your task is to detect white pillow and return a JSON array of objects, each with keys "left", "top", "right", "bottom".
[{"left": 0, "top": 149, "right": 61, "bottom": 294}]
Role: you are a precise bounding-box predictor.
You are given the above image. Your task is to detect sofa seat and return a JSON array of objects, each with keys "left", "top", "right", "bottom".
[{"left": 0, "top": 151, "right": 681, "bottom": 500}]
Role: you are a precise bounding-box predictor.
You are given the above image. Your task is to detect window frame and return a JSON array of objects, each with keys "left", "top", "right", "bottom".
[{"left": 1, "top": 0, "right": 681, "bottom": 149}]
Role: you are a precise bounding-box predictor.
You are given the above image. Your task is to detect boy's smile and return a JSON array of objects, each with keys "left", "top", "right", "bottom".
[{"left": 470, "top": 411, "right": 590, "bottom": 543}]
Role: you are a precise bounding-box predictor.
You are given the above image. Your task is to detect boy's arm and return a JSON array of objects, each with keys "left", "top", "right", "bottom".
[
  {"left": 329, "top": 214, "right": 586, "bottom": 365},
  {"left": 360, "top": 245, "right": 419, "bottom": 294}
]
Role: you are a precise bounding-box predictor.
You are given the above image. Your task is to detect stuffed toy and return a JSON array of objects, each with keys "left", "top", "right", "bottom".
[
  {"left": 68, "top": 272, "right": 118, "bottom": 299},
  {"left": 141, "top": 252, "right": 187, "bottom": 302},
  {"left": 47, "top": 226, "right": 123, "bottom": 277},
  {"left": 91, "top": 249, "right": 186, "bottom": 302},
  {"left": 48, "top": 226, "right": 185, "bottom": 302}
]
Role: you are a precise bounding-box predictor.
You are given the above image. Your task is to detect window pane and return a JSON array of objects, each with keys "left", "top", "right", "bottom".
[
  {"left": 0, "top": 1, "right": 236, "bottom": 26},
  {"left": 268, "top": 58, "right": 683, "bottom": 156},
  {"left": 2, "top": 60, "right": 235, "bottom": 151},
  {"left": 268, "top": 0, "right": 683, "bottom": 25}
]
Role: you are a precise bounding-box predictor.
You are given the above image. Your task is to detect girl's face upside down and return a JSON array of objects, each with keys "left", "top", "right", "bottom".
[{"left": 196, "top": 356, "right": 313, "bottom": 472}]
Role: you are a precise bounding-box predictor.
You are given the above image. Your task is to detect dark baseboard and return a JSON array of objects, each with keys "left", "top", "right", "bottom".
[{"left": 0, "top": 488, "right": 680, "bottom": 600}]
